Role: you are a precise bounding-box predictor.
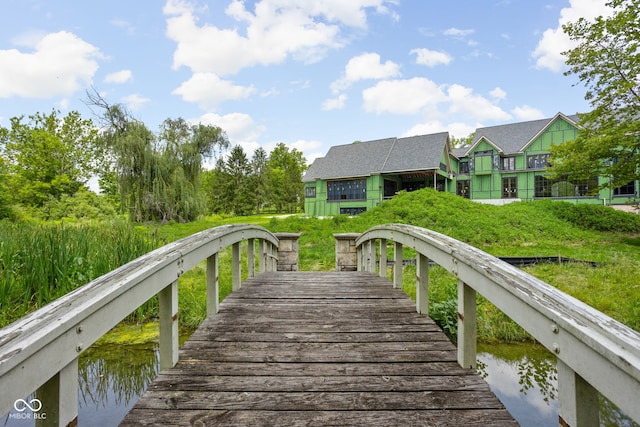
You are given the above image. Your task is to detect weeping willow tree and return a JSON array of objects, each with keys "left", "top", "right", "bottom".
[{"left": 88, "top": 91, "right": 229, "bottom": 222}]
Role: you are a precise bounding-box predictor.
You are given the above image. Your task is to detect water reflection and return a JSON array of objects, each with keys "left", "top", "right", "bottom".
[
  {"left": 77, "top": 343, "right": 158, "bottom": 425},
  {"left": 478, "top": 343, "right": 639, "bottom": 427}
]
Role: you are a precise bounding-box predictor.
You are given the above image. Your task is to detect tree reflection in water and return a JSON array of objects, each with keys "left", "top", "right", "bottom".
[
  {"left": 78, "top": 343, "right": 158, "bottom": 409},
  {"left": 478, "top": 343, "right": 638, "bottom": 427}
]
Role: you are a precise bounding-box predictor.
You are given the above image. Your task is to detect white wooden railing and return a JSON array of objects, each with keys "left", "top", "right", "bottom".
[
  {"left": 0, "top": 224, "right": 279, "bottom": 427},
  {"left": 355, "top": 223, "right": 640, "bottom": 427}
]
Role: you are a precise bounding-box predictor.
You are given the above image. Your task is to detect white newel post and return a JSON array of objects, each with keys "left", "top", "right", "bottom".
[
  {"left": 232, "top": 242, "right": 241, "bottom": 290},
  {"left": 159, "top": 280, "right": 179, "bottom": 370},
  {"left": 393, "top": 242, "right": 403, "bottom": 289},
  {"left": 457, "top": 279, "right": 477, "bottom": 369},
  {"left": 417, "top": 253, "right": 429, "bottom": 315},
  {"left": 379, "top": 239, "right": 387, "bottom": 278},
  {"left": 36, "top": 358, "right": 78, "bottom": 427},
  {"left": 247, "top": 238, "right": 255, "bottom": 277},
  {"left": 207, "top": 253, "right": 219, "bottom": 315}
]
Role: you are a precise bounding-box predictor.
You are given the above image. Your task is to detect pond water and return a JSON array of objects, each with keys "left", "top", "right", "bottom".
[{"left": 2, "top": 342, "right": 637, "bottom": 426}]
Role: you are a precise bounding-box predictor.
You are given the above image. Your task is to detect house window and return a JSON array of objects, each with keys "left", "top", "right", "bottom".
[
  {"left": 534, "top": 175, "right": 599, "bottom": 198},
  {"left": 327, "top": 179, "right": 366, "bottom": 201},
  {"left": 527, "top": 154, "right": 551, "bottom": 170},
  {"left": 457, "top": 180, "right": 470, "bottom": 199},
  {"left": 339, "top": 207, "right": 366, "bottom": 215},
  {"left": 501, "top": 157, "right": 516, "bottom": 171},
  {"left": 614, "top": 181, "right": 636, "bottom": 197},
  {"left": 305, "top": 186, "right": 316, "bottom": 198},
  {"left": 502, "top": 177, "right": 518, "bottom": 199},
  {"left": 459, "top": 161, "right": 469, "bottom": 175}
]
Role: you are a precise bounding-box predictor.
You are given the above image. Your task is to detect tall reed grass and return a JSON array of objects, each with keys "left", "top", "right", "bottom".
[{"left": 0, "top": 221, "right": 158, "bottom": 327}]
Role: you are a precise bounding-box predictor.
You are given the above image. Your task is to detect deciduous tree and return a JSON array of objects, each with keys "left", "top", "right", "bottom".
[{"left": 550, "top": 0, "right": 640, "bottom": 188}]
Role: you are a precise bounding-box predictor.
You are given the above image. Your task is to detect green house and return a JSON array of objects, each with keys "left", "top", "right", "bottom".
[
  {"left": 453, "top": 112, "right": 638, "bottom": 205},
  {"left": 303, "top": 113, "right": 639, "bottom": 216},
  {"left": 302, "top": 133, "right": 454, "bottom": 216}
]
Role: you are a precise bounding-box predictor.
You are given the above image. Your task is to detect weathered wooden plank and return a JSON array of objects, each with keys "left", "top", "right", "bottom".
[
  {"left": 186, "top": 331, "right": 445, "bottom": 342},
  {"left": 146, "top": 374, "right": 489, "bottom": 392},
  {"left": 130, "top": 390, "right": 506, "bottom": 411},
  {"left": 120, "top": 409, "right": 519, "bottom": 426},
  {"left": 163, "top": 361, "right": 476, "bottom": 377},
  {"left": 177, "top": 347, "right": 457, "bottom": 363}
]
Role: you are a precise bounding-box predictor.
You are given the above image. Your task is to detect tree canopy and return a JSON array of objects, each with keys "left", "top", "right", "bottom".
[
  {"left": 0, "top": 110, "right": 101, "bottom": 207},
  {"left": 550, "top": 0, "right": 640, "bottom": 188}
]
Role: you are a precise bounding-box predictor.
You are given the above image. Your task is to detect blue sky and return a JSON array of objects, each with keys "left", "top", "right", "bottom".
[{"left": 0, "top": 0, "right": 611, "bottom": 165}]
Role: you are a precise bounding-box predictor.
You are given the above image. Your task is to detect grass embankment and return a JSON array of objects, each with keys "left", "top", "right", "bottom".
[{"left": 0, "top": 221, "right": 158, "bottom": 327}]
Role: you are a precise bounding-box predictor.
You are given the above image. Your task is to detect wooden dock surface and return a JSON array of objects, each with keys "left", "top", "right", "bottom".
[{"left": 121, "top": 272, "right": 517, "bottom": 426}]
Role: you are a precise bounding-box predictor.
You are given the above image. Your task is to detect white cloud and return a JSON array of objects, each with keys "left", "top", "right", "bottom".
[
  {"left": 411, "top": 48, "right": 453, "bottom": 67},
  {"left": 164, "top": 0, "right": 397, "bottom": 76},
  {"left": 104, "top": 69, "right": 133, "bottom": 84},
  {"left": 362, "top": 77, "right": 446, "bottom": 115},
  {"left": 330, "top": 52, "right": 401, "bottom": 93},
  {"left": 196, "top": 112, "right": 266, "bottom": 144},
  {"left": 444, "top": 27, "right": 475, "bottom": 37},
  {"left": 172, "top": 73, "right": 255, "bottom": 110},
  {"left": 122, "top": 94, "right": 150, "bottom": 111},
  {"left": 447, "top": 84, "right": 512, "bottom": 122},
  {"left": 322, "top": 94, "right": 347, "bottom": 110},
  {"left": 512, "top": 105, "right": 545, "bottom": 120},
  {"left": 0, "top": 31, "right": 102, "bottom": 99},
  {"left": 490, "top": 87, "right": 507, "bottom": 100},
  {"left": 532, "top": 0, "right": 611, "bottom": 72}
]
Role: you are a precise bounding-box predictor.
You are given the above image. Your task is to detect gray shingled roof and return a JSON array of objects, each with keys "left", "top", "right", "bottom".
[
  {"left": 384, "top": 132, "right": 449, "bottom": 172},
  {"left": 302, "top": 133, "right": 449, "bottom": 182},
  {"left": 458, "top": 113, "right": 579, "bottom": 156}
]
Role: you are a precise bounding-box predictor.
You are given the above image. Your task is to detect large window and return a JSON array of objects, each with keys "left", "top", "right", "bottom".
[
  {"left": 457, "top": 180, "right": 470, "bottom": 198},
  {"left": 614, "top": 181, "right": 636, "bottom": 197},
  {"left": 327, "top": 179, "right": 366, "bottom": 201},
  {"left": 305, "top": 186, "right": 316, "bottom": 198},
  {"left": 527, "top": 154, "right": 551, "bottom": 170},
  {"left": 501, "top": 157, "right": 516, "bottom": 171},
  {"left": 502, "top": 177, "right": 518, "bottom": 199},
  {"left": 534, "top": 175, "right": 599, "bottom": 198},
  {"left": 459, "top": 161, "right": 469, "bottom": 175}
]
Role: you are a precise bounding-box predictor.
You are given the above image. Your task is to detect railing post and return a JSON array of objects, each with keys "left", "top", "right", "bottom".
[
  {"left": 232, "top": 242, "right": 241, "bottom": 290},
  {"left": 417, "top": 253, "right": 429, "bottom": 314},
  {"left": 379, "top": 239, "right": 387, "bottom": 278},
  {"left": 393, "top": 241, "right": 402, "bottom": 289},
  {"left": 558, "top": 360, "right": 599, "bottom": 427},
  {"left": 457, "top": 279, "right": 476, "bottom": 369},
  {"left": 274, "top": 233, "right": 300, "bottom": 271},
  {"left": 258, "top": 239, "right": 266, "bottom": 273},
  {"left": 247, "top": 238, "right": 255, "bottom": 277},
  {"left": 36, "top": 358, "right": 78, "bottom": 427},
  {"left": 368, "top": 239, "right": 376, "bottom": 272},
  {"left": 206, "top": 253, "right": 219, "bottom": 315},
  {"left": 363, "top": 240, "right": 372, "bottom": 272},
  {"left": 333, "top": 233, "right": 360, "bottom": 271},
  {"left": 357, "top": 245, "right": 362, "bottom": 271},
  {"left": 159, "top": 280, "right": 179, "bottom": 370}
]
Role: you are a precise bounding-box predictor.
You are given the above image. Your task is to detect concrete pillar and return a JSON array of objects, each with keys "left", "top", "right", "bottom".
[
  {"left": 333, "top": 233, "right": 360, "bottom": 271},
  {"left": 274, "top": 233, "right": 301, "bottom": 271}
]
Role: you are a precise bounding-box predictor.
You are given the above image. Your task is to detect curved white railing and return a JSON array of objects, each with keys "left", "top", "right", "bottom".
[
  {"left": 355, "top": 223, "right": 640, "bottom": 427},
  {"left": 0, "top": 224, "right": 279, "bottom": 426}
]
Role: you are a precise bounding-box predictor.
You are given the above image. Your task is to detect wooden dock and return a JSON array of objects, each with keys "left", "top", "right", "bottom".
[{"left": 121, "top": 272, "right": 517, "bottom": 426}]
